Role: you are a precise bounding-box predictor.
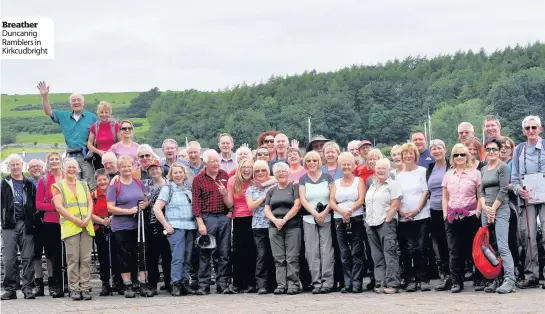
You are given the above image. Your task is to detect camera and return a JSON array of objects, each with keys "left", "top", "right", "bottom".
[{"left": 316, "top": 202, "right": 326, "bottom": 213}]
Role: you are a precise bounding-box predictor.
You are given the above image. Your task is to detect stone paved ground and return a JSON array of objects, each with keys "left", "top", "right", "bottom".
[{"left": 1, "top": 280, "right": 544, "bottom": 314}]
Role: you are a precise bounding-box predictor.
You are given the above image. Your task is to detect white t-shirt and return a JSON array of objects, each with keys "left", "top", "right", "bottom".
[{"left": 395, "top": 166, "right": 430, "bottom": 222}]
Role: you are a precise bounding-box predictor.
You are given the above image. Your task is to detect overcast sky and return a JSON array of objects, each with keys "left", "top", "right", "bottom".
[{"left": 1, "top": 0, "right": 544, "bottom": 94}]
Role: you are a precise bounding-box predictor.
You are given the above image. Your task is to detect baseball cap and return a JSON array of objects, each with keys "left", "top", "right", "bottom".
[
  {"left": 358, "top": 140, "right": 372, "bottom": 148},
  {"left": 195, "top": 234, "right": 217, "bottom": 249}
]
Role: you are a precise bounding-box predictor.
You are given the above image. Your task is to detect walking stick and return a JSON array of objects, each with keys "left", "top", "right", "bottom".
[{"left": 107, "top": 228, "right": 114, "bottom": 296}]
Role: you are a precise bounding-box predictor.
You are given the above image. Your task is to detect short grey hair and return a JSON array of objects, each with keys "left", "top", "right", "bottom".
[
  {"left": 236, "top": 146, "right": 252, "bottom": 156},
  {"left": 202, "top": 149, "right": 219, "bottom": 163},
  {"left": 375, "top": 158, "right": 391, "bottom": 170},
  {"left": 272, "top": 162, "right": 290, "bottom": 175},
  {"left": 28, "top": 158, "right": 45, "bottom": 169},
  {"left": 457, "top": 122, "right": 474, "bottom": 132},
  {"left": 162, "top": 139, "right": 179, "bottom": 150},
  {"left": 62, "top": 158, "right": 81, "bottom": 173},
  {"left": 101, "top": 151, "right": 118, "bottom": 164},
  {"left": 347, "top": 140, "right": 361, "bottom": 149},
  {"left": 429, "top": 139, "right": 446, "bottom": 150},
  {"left": 136, "top": 144, "right": 154, "bottom": 156},
  {"left": 522, "top": 115, "right": 542, "bottom": 129},
  {"left": 69, "top": 93, "right": 84, "bottom": 102},
  {"left": 6, "top": 154, "right": 23, "bottom": 170}
]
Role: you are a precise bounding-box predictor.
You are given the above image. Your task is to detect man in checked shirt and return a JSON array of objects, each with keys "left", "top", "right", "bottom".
[{"left": 192, "top": 149, "right": 237, "bottom": 295}]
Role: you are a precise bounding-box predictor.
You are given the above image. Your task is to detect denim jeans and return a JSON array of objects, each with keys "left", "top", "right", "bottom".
[{"left": 168, "top": 229, "right": 195, "bottom": 284}]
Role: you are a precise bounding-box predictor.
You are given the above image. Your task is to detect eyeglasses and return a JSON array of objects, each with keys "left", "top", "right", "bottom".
[
  {"left": 121, "top": 127, "right": 133, "bottom": 131},
  {"left": 502, "top": 146, "right": 512, "bottom": 150},
  {"left": 275, "top": 170, "right": 288, "bottom": 174},
  {"left": 264, "top": 139, "right": 274, "bottom": 144},
  {"left": 306, "top": 159, "right": 319, "bottom": 163},
  {"left": 139, "top": 154, "right": 151, "bottom": 159},
  {"left": 525, "top": 126, "right": 539, "bottom": 131},
  {"left": 29, "top": 165, "right": 42, "bottom": 168},
  {"left": 486, "top": 147, "right": 499, "bottom": 152},
  {"left": 453, "top": 153, "right": 467, "bottom": 158},
  {"left": 257, "top": 152, "right": 269, "bottom": 156},
  {"left": 254, "top": 169, "right": 268, "bottom": 173}
]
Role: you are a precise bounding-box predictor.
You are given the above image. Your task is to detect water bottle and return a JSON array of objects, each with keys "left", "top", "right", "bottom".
[{"left": 481, "top": 245, "right": 500, "bottom": 266}]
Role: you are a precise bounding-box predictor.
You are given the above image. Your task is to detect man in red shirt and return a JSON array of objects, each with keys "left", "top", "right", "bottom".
[{"left": 192, "top": 149, "right": 236, "bottom": 295}]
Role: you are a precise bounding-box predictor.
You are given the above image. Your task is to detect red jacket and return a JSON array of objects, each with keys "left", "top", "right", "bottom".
[
  {"left": 354, "top": 164, "right": 374, "bottom": 186},
  {"left": 35, "top": 171, "right": 61, "bottom": 223}
]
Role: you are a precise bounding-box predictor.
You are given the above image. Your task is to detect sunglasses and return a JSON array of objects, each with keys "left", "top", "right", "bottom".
[
  {"left": 453, "top": 153, "right": 467, "bottom": 158},
  {"left": 264, "top": 139, "right": 275, "bottom": 144},
  {"left": 306, "top": 159, "right": 319, "bottom": 163},
  {"left": 121, "top": 127, "right": 133, "bottom": 131},
  {"left": 486, "top": 147, "right": 499, "bottom": 152},
  {"left": 254, "top": 169, "right": 268, "bottom": 173},
  {"left": 257, "top": 152, "right": 269, "bottom": 156},
  {"left": 139, "top": 154, "right": 151, "bottom": 159},
  {"left": 525, "top": 126, "right": 539, "bottom": 131}
]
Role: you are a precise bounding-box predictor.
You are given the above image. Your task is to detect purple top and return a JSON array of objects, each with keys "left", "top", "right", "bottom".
[{"left": 107, "top": 180, "right": 146, "bottom": 231}]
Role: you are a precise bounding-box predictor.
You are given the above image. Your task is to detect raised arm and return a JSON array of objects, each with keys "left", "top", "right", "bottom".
[{"left": 38, "top": 81, "right": 53, "bottom": 117}]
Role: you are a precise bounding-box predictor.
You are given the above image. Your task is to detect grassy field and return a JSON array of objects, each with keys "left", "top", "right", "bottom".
[
  {"left": 0, "top": 92, "right": 140, "bottom": 117},
  {"left": 1, "top": 92, "right": 149, "bottom": 150},
  {"left": 1, "top": 147, "right": 65, "bottom": 160}
]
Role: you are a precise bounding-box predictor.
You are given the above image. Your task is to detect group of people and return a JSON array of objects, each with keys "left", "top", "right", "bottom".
[{"left": 1, "top": 82, "right": 544, "bottom": 302}]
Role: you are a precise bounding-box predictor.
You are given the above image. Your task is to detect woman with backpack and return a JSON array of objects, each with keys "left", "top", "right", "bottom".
[
  {"left": 153, "top": 163, "right": 196, "bottom": 296},
  {"left": 143, "top": 159, "right": 172, "bottom": 295},
  {"left": 35, "top": 152, "right": 64, "bottom": 298},
  {"left": 106, "top": 156, "right": 153, "bottom": 298},
  {"left": 87, "top": 101, "right": 120, "bottom": 170}
]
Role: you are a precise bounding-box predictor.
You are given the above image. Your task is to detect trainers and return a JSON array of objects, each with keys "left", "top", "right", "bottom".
[
  {"left": 451, "top": 283, "right": 463, "bottom": 293},
  {"left": 257, "top": 287, "right": 267, "bottom": 294},
  {"left": 420, "top": 281, "right": 431, "bottom": 292},
  {"left": 374, "top": 286, "right": 385, "bottom": 294},
  {"left": 405, "top": 282, "right": 417, "bottom": 292},
  {"left": 139, "top": 282, "right": 154, "bottom": 297},
  {"left": 180, "top": 283, "right": 193, "bottom": 295},
  {"left": 383, "top": 287, "right": 399, "bottom": 294},
  {"left": 484, "top": 279, "right": 499, "bottom": 293},
  {"left": 496, "top": 278, "right": 516, "bottom": 294},
  {"left": 1, "top": 290, "right": 17, "bottom": 300},
  {"left": 435, "top": 277, "right": 452, "bottom": 291},
  {"left": 81, "top": 290, "right": 92, "bottom": 300},
  {"left": 273, "top": 288, "right": 286, "bottom": 295},
  {"left": 311, "top": 287, "right": 321, "bottom": 294},
  {"left": 340, "top": 287, "right": 352, "bottom": 293},
  {"left": 474, "top": 280, "right": 485, "bottom": 292},
  {"left": 319, "top": 287, "right": 331, "bottom": 294}
]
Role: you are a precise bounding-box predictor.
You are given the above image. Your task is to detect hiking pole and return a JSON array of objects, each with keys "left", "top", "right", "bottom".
[
  {"left": 107, "top": 228, "right": 114, "bottom": 296},
  {"left": 137, "top": 205, "right": 142, "bottom": 296},
  {"left": 61, "top": 241, "right": 66, "bottom": 294},
  {"left": 140, "top": 209, "right": 148, "bottom": 285}
]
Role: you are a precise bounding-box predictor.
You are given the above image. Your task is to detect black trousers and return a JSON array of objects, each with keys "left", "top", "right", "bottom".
[
  {"left": 330, "top": 215, "right": 344, "bottom": 289},
  {"left": 253, "top": 228, "right": 276, "bottom": 290},
  {"left": 146, "top": 231, "right": 172, "bottom": 288},
  {"left": 398, "top": 218, "right": 430, "bottom": 283},
  {"left": 429, "top": 210, "right": 450, "bottom": 276},
  {"left": 114, "top": 229, "right": 146, "bottom": 273},
  {"left": 198, "top": 214, "right": 231, "bottom": 289},
  {"left": 335, "top": 216, "right": 364, "bottom": 289},
  {"left": 508, "top": 207, "right": 520, "bottom": 278},
  {"left": 232, "top": 217, "right": 256, "bottom": 289},
  {"left": 445, "top": 216, "right": 484, "bottom": 285},
  {"left": 42, "top": 223, "right": 63, "bottom": 286}
]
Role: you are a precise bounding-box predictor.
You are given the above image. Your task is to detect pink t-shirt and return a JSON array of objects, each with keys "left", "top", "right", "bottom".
[
  {"left": 289, "top": 167, "right": 308, "bottom": 184},
  {"left": 109, "top": 141, "right": 140, "bottom": 165},
  {"left": 90, "top": 121, "right": 120, "bottom": 151},
  {"left": 442, "top": 168, "right": 481, "bottom": 210},
  {"left": 227, "top": 177, "right": 252, "bottom": 218}
]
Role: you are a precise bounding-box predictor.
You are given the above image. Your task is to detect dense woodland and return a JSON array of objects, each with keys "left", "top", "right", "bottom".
[{"left": 3, "top": 43, "right": 545, "bottom": 151}]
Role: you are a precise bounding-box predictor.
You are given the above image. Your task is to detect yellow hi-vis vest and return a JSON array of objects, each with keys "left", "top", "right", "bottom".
[{"left": 52, "top": 180, "right": 95, "bottom": 240}]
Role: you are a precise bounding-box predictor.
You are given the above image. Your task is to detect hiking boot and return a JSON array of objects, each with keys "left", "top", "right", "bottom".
[
  {"left": 195, "top": 287, "right": 210, "bottom": 295},
  {"left": 124, "top": 283, "right": 136, "bottom": 298},
  {"left": 1, "top": 290, "right": 17, "bottom": 300},
  {"left": 435, "top": 276, "right": 452, "bottom": 291},
  {"left": 383, "top": 287, "right": 399, "bottom": 294},
  {"left": 374, "top": 286, "right": 385, "bottom": 293},
  {"left": 484, "top": 279, "right": 499, "bottom": 293},
  {"left": 451, "top": 283, "right": 463, "bottom": 293},
  {"left": 340, "top": 286, "right": 352, "bottom": 293},
  {"left": 246, "top": 286, "right": 258, "bottom": 293},
  {"left": 474, "top": 279, "right": 485, "bottom": 291},
  {"left": 23, "top": 289, "right": 36, "bottom": 299},
  {"left": 34, "top": 278, "right": 45, "bottom": 297},
  {"left": 99, "top": 283, "right": 111, "bottom": 296},
  {"left": 70, "top": 291, "right": 81, "bottom": 301},
  {"left": 139, "top": 282, "right": 154, "bottom": 297},
  {"left": 320, "top": 287, "right": 331, "bottom": 294},
  {"left": 258, "top": 287, "right": 267, "bottom": 294},
  {"left": 496, "top": 278, "right": 516, "bottom": 294},
  {"left": 180, "top": 282, "right": 193, "bottom": 295},
  {"left": 51, "top": 286, "right": 64, "bottom": 298},
  {"left": 273, "top": 288, "right": 286, "bottom": 295},
  {"left": 366, "top": 278, "right": 376, "bottom": 290},
  {"left": 311, "top": 287, "right": 321, "bottom": 294},
  {"left": 405, "top": 282, "right": 417, "bottom": 292},
  {"left": 516, "top": 279, "right": 539, "bottom": 289},
  {"left": 81, "top": 290, "right": 92, "bottom": 300},
  {"left": 420, "top": 281, "right": 431, "bottom": 292},
  {"left": 171, "top": 282, "right": 181, "bottom": 296}
]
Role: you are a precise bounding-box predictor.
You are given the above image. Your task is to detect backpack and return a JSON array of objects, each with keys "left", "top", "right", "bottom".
[
  {"left": 93, "top": 120, "right": 118, "bottom": 146},
  {"left": 115, "top": 178, "right": 144, "bottom": 197}
]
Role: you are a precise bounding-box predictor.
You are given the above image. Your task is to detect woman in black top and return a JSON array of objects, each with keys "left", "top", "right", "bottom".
[{"left": 264, "top": 162, "right": 302, "bottom": 295}]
